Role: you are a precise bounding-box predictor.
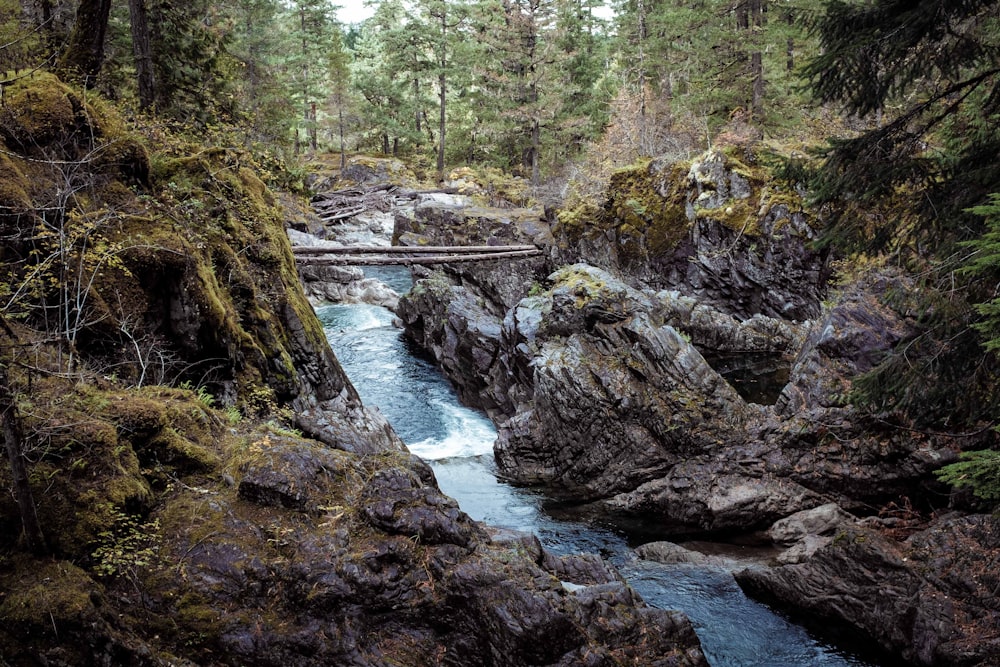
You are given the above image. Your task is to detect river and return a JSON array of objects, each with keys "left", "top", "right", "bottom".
[{"left": 316, "top": 266, "right": 890, "bottom": 667}]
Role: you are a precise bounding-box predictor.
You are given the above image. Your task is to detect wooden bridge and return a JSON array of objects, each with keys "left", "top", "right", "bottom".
[{"left": 293, "top": 244, "right": 543, "bottom": 266}]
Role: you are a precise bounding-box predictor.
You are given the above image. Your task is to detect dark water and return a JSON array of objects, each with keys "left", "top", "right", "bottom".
[
  {"left": 703, "top": 351, "right": 791, "bottom": 405},
  {"left": 317, "top": 268, "right": 886, "bottom": 667}
]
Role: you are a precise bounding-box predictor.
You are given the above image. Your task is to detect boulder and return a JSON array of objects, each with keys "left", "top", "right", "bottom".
[
  {"left": 736, "top": 514, "right": 1000, "bottom": 666},
  {"left": 137, "top": 438, "right": 710, "bottom": 667},
  {"left": 555, "top": 150, "right": 830, "bottom": 321}
]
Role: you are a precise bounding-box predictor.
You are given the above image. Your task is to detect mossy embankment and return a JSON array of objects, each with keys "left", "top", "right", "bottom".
[
  {"left": 556, "top": 148, "right": 817, "bottom": 268},
  {"left": 0, "top": 73, "right": 708, "bottom": 666}
]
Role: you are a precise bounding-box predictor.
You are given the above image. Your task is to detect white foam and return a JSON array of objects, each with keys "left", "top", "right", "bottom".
[{"left": 408, "top": 400, "right": 496, "bottom": 460}]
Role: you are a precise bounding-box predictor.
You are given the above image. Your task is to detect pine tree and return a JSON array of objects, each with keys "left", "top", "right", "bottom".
[
  {"left": 352, "top": 0, "right": 424, "bottom": 155},
  {"left": 287, "top": 0, "right": 338, "bottom": 153},
  {"left": 805, "top": 0, "right": 1000, "bottom": 250},
  {"left": 328, "top": 27, "right": 353, "bottom": 167},
  {"left": 475, "top": 0, "right": 566, "bottom": 184},
  {"left": 415, "top": 0, "right": 471, "bottom": 179}
]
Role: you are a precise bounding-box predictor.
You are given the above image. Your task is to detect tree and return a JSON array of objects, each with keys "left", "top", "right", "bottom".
[
  {"left": 352, "top": 0, "right": 423, "bottom": 155},
  {"left": 225, "top": 0, "right": 297, "bottom": 145},
  {"left": 58, "top": 0, "right": 113, "bottom": 86},
  {"left": 328, "top": 27, "right": 353, "bottom": 167},
  {"left": 611, "top": 0, "right": 821, "bottom": 146},
  {"left": 804, "top": 0, "right": 1000, "bottom": 251},
  {"left": 145, "top": 0, "right": 234, "bottom": 121},
  {"left": 416, "top": 0, "right": 470, "bottom": 179},
  {"left": 128, "top": 0, "right": 155, "bottom": 109},
  {"left": 476, "top": 0, "right": 565, "bottom": 184},
  {"left": 0, "top": 323, "right": 46, "bottom": 555},
  {"left": 803, "top": 1, "right": 1000, "bottom": 461},
  {"left": 287, "top": 0, "right": 338, "bottom": 153}
]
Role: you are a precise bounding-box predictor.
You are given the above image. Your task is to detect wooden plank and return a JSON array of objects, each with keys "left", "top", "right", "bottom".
[
  {"left": 296, "top": 249, "right": 543, "bottom": 266},
  {"left": 292, "top": 244, "right": 538, "bottom": 255}
]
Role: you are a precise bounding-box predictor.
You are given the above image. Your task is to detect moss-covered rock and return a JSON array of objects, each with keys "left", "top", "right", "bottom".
[{"left": 553, "top": 148, "right": 828, "bottom": 321}]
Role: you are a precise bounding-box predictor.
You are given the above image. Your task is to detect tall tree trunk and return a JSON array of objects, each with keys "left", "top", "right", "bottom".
[
  {"left": 530, "top": 117, "right": 539, "bottom": 186},
  {"left": 339, "top": 106, "right": 346, "bottom": 169},
  {"left": 751, "top": 51, "right": 764, "bottom": 120},
  {"left": 750, "top": 0, "right": 765, "bottom": 122},
  {"left": 636, "top": 0, "right": 647, "bottom": 153},
  {"left": 0, "top": 358, "right": 45, "bottom": 555},
  {"left": 59, "top": 0, "right": 113, "bottom": 87},
  {"left": 414, "top": 78, "right": 422, "bottom": 137},
  {"left": 437, "top": 70, "right": 446, "bottom": 181},
  {"left": 310, "top": 102, "right": 318, "bottom": 151},
  {"left": 128, "top": 0, "right": 155, "bottom": 110}
]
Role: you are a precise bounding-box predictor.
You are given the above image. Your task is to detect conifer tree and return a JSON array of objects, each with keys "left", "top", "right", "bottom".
[
  {"left": 805, "top": 0, "right": 1000, "bottom": 250},
  {"left": 352, "top": 0, "right": 424, "bottom": 155}
]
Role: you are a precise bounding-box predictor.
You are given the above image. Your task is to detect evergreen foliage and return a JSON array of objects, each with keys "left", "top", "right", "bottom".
[
  {"left": 803, "top": 1, "right": 1000, "bottom": 500},
  {"left": 805, "top": 0, "right": 1000, "bottom": 251},
  {"left": 936, "top": 449, "right": 1000, "bottom": 503}
]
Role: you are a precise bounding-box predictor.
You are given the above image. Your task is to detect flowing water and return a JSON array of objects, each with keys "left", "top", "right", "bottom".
[{"left": 316, "top": 266, "right": 890, "bottom": 667}]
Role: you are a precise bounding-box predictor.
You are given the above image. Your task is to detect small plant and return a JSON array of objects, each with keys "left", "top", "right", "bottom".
[
  {"left": 91, "top": 507, "right": 161, "bottom": 582},
  {"left": 264, "top": 420, "right": 302, "bottom": 438},
  {"left": 223, "top": 405, "right": 242, "bottom": 425},
  {"left": 179, "top": 380, "right": 215, "bottom": 408}
]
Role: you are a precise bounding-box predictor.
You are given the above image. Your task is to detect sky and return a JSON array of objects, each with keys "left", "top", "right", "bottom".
[{"left": 336, "top": 0, "right": 375, "bottom": 24}]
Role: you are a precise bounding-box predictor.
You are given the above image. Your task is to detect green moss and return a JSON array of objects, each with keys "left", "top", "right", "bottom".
[
  {"left": 0, "top": 150, "right": 31, "bottom": 212},
  {"left": 594, "top": 159, "right": 692, "bottom": 263},
  {"left": 0, "top": 73, "right": 82, "bottom": 147},
  {"left": 0, "top": 559, "right": 103, "bottom": 631}
]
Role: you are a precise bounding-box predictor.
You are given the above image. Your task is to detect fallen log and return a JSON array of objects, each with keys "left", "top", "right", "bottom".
[
  {"left": 318, "top": 205, "right": 367, "bottom": 222},
  {"left": 293, "top": 244, "right": 538, "bottom": 255},
  {"left": 295, "top": 248, "right": 542, "bottom": 266}
]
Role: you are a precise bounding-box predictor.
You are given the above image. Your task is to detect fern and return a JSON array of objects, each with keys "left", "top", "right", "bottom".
[
  {"left": 936, "top": 450, "right": 1000, "bottom": 504},
  {"left": 961, "top": 194, "right": 1000, "bottom": 350}
]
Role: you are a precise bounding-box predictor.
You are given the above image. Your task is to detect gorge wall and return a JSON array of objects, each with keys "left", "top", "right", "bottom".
[
  {"left": 0, "top": 75, "right": 708, "bottom": 666},
  {"left": 394, "top": 149, "right": 1000, "bottom": 666}
]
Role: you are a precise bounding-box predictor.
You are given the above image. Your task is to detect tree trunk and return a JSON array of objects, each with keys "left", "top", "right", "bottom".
[
  {"left": 310, "top": 101, "right": 318, "bottom": 151},
  {"left": 414, "top": 78, "right": 422, "bottom": 137},
  {"left": 437, "top": 69, "right": 446, "bottom": 181},
  {"left": 128, "top": 0, "right": 155, "bottom": 110},
  {"left": 530, "top": 117, "right": 540, "bottom": 186},
  {"left": 750, "top": 0, "right": 765, "bottom": 122},
  {"left": 0, "top": 359, "right": 46, "bottom": 555},
  {"left": 59, "top": 0, "right": 113, "bottom": 87},
  {"left": 339, "top": 106, "right": 346, "bottom": 169},
  {"left": 751, "top": 51, "right": 764, "bottom": 120}
]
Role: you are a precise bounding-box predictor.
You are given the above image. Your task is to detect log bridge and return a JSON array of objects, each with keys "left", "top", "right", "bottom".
[{"left": 293, "top": 244, "right": 543, "bottom": 266}]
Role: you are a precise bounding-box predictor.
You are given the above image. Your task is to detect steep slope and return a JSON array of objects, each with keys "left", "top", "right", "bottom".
[{"left": 0, "top": 74, "right": 707, "bottom": 666}]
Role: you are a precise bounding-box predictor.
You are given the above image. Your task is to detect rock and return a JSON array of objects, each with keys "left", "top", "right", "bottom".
[
  {"left": 654, "top": 290, "right": 807, "bottom": 353},
  {"left": 608, "top": 470, "right": 824, "bottom": 534},
  {"left": 556, "top": 149, "right": 830, "bottom": 322},
  {"left": 298, "top": 261, "right": 400, "bottom": 309},
  {"left": 395, "top": 272, "right": 505, "bottom": 414},
  {"left": 635, "top": 541, "right": 710, "bottom": 565},
  {"left": 736, "top": 514, "right": 1000, "bottom": 666},
  {"left": 393, "top": 194, "right": 553, "bottom": 311},
  {"left": 360, "top": 467, "right": 486, "bottom": 547},
  {"left": 494, "top": 266, "right": 754, "bottom": 500},
  {"left": 134, "top": 436, "right": 710, "bottom": 667},
  {"left": 775, "top": 271, "right": 919, "bottom": 415},
  {"left": 767, "top": 503, "right": 853, "bottom": 546}
]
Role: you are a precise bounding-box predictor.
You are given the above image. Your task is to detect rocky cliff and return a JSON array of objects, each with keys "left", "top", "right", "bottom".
[
  {"left": 393, "top": 148, "right": 999, "bottom": 665},
  {"left": 0, "top": 74, "right": 708, "bottom": 666}
]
